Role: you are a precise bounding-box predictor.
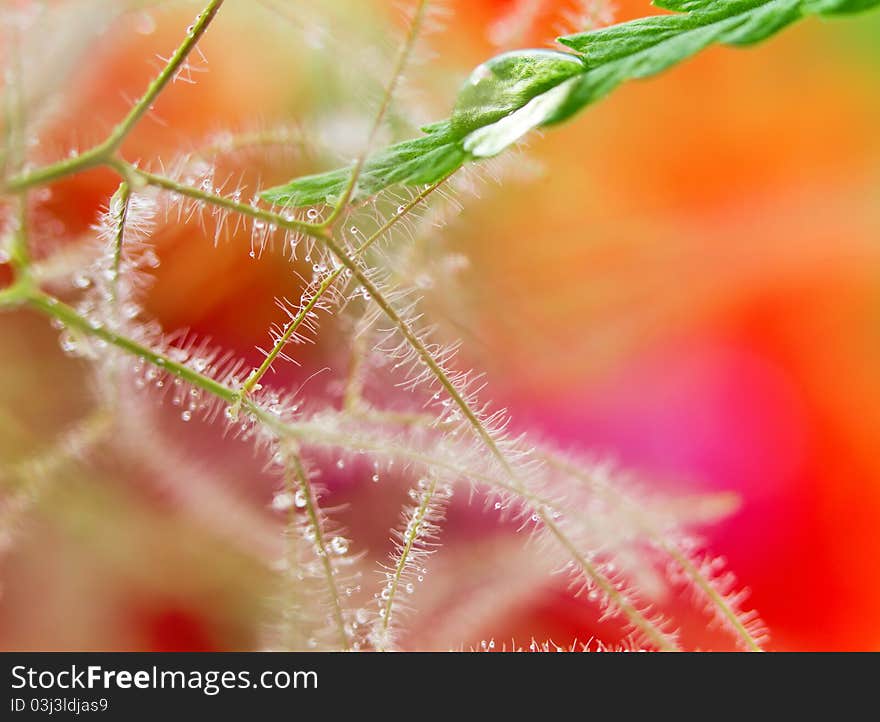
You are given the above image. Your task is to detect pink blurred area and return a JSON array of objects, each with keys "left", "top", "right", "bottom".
[{"left": 2, "top": 0, "right": 880, "bottom": 650}]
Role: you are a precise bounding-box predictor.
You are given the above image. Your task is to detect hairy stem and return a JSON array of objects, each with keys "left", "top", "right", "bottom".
[
  {"left": 121, "top": 161, "right": 320, "bottom": 235},
  {"left": 664, "top": 543, "right": 763, "bottom": 652},
  {"left": 237, "top": 176, "right": 450, "bottom": 403},
  {"left": 10, "top": 285, "right": 676, "bottom": 649},
  {"left": 323, "top": 0, "right": 430, "bottom": 227},
  {"left": 543, "top": 520, "right": 676, "bottom": 652},
  {"left": 542, "top": 453, "right": 763, "bottom": 652},
  {"left": 24, "top": 291, "right": 237, "bottom": 403},
  {"left": 286, "top": 450, "right": 351, "bottom": 651},
  {"left": 308, "top": 228, "right": 681, "bottom": 647},
  {"left": 108, "top": 181, "right": 131, "bottom": 312},
  {"left": 377, "top": 475, "right": 438, "bottom": 650},
  {"left": 2, "top": 0, "right": 225, "bottom": 194}
]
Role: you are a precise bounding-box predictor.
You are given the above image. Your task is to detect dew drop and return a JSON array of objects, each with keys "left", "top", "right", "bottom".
[
  {"left": 329, "top": 536, "right": 349, "bottom": 555},
  {"left": 271, "top": 491, "right": 294, "bottom": 511},
  {"left": 180, "top": 410, "right": 192, "bottom": 422},
  {"left": 59, "top": 331, "right": 78, "bottom": 355}
]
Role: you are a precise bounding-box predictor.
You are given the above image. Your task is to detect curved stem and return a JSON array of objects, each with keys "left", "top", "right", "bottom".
[{"left": 2, "top": 0, "right": 225, "bottom": 194}]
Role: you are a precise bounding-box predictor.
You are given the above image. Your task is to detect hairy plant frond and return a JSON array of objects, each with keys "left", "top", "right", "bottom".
[
  {"left": 543, "top": 451, "right": 767, "bottom": 650},
  {"left": 6, "top": 0, "right": 873, "bottom": 652},
  {"left": 371, "top": 474, "right": 453, "bottom": 650},
  {"left": 271, "top": 449, "right": 364, "bottom": 651},
  {"left": 281, "top": 409, "right": 717, "bottom": 649}
]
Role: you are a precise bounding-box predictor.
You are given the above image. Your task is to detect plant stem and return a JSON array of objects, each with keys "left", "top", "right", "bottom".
[
  {"left": 2, "top": 0, "right": 226, "bottom": 194},
  {"left": 287, "top": 450, "right": 351, "bottom": 651},
  {"left": 377, "top": 475, "right": 438, "bottom": 650},
  {"left": 13, "top": 283, "right": 677, "bottom": 648},
  {"left": 542, "top": 453, "right": 764, "bottom": 652},
  {"left": 25, "top": 290, "right": 237, "bottom": 404},
  {"left": 236, "top": 176, "right": 449, "bottom": 403},
  {"left": 122, "top": 162, "right": 321, "bottom": 235},
  {"left": 109, "top": 182, "right": 131, "bottom": 312},
  {"left": 106, "top": 0, "right": 226, "bottom": 153},
  {"left": 543, "top": 520, "right": 678, "bottom": 652},
  {"left": 322, "top": 0, "right": 430, "bottom": 228},
  {"left": 290, "top": 225, "right": 684, "bottom": 648}
]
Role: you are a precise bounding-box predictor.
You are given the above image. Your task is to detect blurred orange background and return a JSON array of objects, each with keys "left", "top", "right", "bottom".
[{"left": 2, "top": 0, "right": 880, "bottom": 651}]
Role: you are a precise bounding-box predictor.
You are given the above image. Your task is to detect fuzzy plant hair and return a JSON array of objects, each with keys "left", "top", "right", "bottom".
[{"left": 1, "top": 0, "right": 878, "bottom": 652}]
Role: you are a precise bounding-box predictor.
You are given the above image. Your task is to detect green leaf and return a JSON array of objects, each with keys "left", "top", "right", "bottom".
[
  {"left": 462, "top": 76, "right": 582, "bottom": 158},
  {"left": 806, "top": 0, "right": 880, "bottom": 13},
  {"left": 260, "top": 127, "right": 464, "bottom": 207},
  {"left": 450, "top": 50, "right": 585, "bottom": 136},
  {"left": 262, "top": 0, "right": 880, "bottom": 208}
]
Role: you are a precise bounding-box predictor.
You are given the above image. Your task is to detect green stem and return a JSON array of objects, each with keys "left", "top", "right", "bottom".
[
  {"left": 0, "top": 280, "right": 31, "bottom": 308},
  {"left": 124, "top": 162, "right": 320, "bottom": 235},
  {"left": 2, "top": 0, "right": 225, "bottom": 194},
  {"left": 104, "top": 0, "right": 226, "bottom": 154},
  {"left": 322, "top": 0, "right": 430, "bottom": 228},
  {"left": 287, "top": 451, "right": 351, "bottom": 651},
  {"left": 4, "top": 146, "right": 108, "bottom": 193},
  {"left": 11, "top": 284, "right": 677, "bottom": 648},
  {"left": 542, "top": 453, "right": 764, "bottom": 652},
  {"left": 237, "top": 176, "right": 449, "bottom": 401},
  {"left": 109, "top": 181, "right": 131, "bottom": 313},
  {"left": 25, "top": 290, "right": 237, "bottom": 404},
  {"left": 9, "top": 196, "right": 31, "bottom": 279},
  {"left": 377, "top": 475, "right": 438, "bottom": 650}
]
